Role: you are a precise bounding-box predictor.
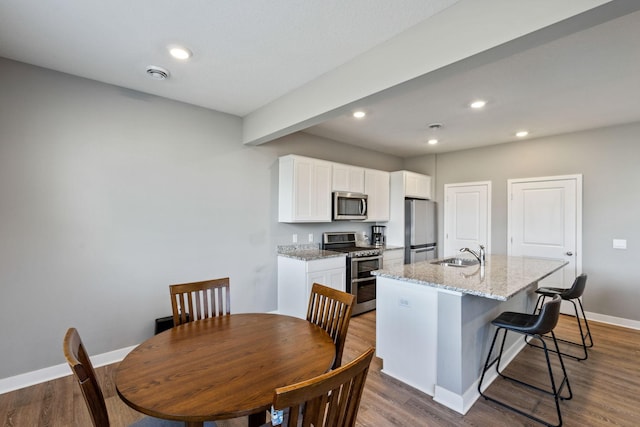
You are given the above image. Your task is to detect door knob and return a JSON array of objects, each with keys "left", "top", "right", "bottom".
[{"left": 565, "top": 251, "right": 573, "bottom": 256}]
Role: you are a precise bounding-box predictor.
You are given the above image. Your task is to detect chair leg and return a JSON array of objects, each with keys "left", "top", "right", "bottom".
[
  {"left": 576, "top": 298, "right": 594, "bottom": 348},
  {"left": 528, "top": 298, "right": 593, "bottom": 361},
  {"left": 533, "top": 294, "right": 547, "bottom": 314},
  {"left": 478, "top": 327, "right": 503, "bottom": 395},
  {"left": 479, "top": 331, "right": 571, "bottom": 427}
]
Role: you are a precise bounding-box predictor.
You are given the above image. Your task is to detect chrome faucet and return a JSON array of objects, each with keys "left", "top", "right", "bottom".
[{"left": 459, "top": 244, "right": 485, "bottom": 266}]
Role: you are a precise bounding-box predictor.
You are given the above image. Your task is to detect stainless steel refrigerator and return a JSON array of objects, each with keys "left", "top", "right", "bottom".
[{"left": 404, "top": 199, "right": 437, "bottom": 264}]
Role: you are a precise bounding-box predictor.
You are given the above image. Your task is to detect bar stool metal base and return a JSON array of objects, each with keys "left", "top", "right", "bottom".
[
  {"left": 478, "top": 327, "right": 573, "bottom": 426},
  {"left": 528, "top": 293, "right": 594, "bottom": 361}
]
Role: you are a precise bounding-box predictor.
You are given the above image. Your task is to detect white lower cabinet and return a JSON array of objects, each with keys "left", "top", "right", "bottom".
[
  {"left": 278, "top": 255, "right": 346, "bottom": 319},
  {"left": 383, "top": 248, "right": 404, "bottom": 269}
]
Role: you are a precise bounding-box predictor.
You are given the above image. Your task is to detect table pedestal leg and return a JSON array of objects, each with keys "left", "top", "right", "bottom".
[{"left": 248, "top": 411, "right": 267, "bottom": 427}]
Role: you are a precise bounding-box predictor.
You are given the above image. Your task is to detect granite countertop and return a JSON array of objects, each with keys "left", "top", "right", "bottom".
[
  {"left": 372, "top": 254, "right": 568, "bottom": 301},
  {"left": 277, "top": 243, "right": 402, "bottom": 261},
  {"left": 277, "top": 244, "right": 346, "bottom": 261},
  {"left": 381, "top": 244, "right": 404, "bottom": 251}
]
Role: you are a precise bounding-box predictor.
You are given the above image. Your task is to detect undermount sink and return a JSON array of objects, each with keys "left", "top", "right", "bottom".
[{"left": 431, "top": 257, "right": 479, "bottom": 267}]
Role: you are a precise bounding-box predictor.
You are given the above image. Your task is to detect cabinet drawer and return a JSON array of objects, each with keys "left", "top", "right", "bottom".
[{"left": 306, "top": 256, "right": 345, "bottom": 273}]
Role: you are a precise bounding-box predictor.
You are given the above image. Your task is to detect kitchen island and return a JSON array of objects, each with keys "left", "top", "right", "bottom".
[{"left": 372, "top": 255, "right": 567, "bottom": 415}]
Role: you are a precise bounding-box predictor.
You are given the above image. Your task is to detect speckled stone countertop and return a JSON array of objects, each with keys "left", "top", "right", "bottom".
[
  {"left": 277, "top": 244, "right": 402, "bottom": 261},
  {"left": 277, "top": 244, "right": 346, "bottom": 261},
  {"left": 380, "top": 244, "right": 404, "bottom": 251},
  {"left": 372, "top": 254, "right": 568, "bottom": 301}
]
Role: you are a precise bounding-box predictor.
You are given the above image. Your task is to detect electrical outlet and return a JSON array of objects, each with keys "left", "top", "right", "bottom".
[
  {"left": 308, "top": 233, "right": 314, "bottom": 242},
  {"left": 292, "top": 234, "right": 298, "bottom": 243},
  {"left": 613, "top": 239, "right": 627, "bottom": 249}
]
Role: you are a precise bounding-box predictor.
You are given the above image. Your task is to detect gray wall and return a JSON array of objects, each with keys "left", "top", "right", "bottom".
[
  {"left": 0, "top": 58, "right": 402, "bottom": 378},
  {"left": 409, "top": 125, "right": 640, "bottom": 321}
]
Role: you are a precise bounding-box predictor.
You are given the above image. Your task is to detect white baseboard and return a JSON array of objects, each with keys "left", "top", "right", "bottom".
[
  {"left": 1, "top": 310, "right": 636, "bottom": 396},
  {"left": 586, "top": 311, "right": 640, "bottom": 330},
  {"left": 0, "top": 345, "right": 136, "bottom": 395}
]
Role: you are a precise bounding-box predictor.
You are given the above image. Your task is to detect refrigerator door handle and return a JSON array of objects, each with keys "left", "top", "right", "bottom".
[{"left": 414, "top": 247, "right": 433, "bottom": 253}]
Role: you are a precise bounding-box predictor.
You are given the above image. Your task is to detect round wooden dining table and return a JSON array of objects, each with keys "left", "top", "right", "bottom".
[{"left": 116, "top": 313, "right": 336, "bottom": 427}]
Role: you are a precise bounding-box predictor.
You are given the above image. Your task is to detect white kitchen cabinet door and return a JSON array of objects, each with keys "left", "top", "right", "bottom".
[
  {"left": 307, "top": 268, "right": 346, "bottom": 293},
  {"left": 278, "top": 255, "right": 346, "bottom": 319},
  {"left": 404, "top": 171, "right": 431, "bottom": 199},
  {"left": 364, "top": 169, "right": 390, "bottom": 222},
  {"left": 382, "top": 248, "right": 404, "bottom": 270},
  {"left": 279, "top": 155, "right": 332, "bottom": 222},
  {"left": 332, "top": 163, "right": 365, "bottom": 193}
]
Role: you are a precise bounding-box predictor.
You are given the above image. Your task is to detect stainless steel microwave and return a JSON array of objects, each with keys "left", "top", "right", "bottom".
[{"left": 333, "top": 192, "right": 367, "bottom": 220}]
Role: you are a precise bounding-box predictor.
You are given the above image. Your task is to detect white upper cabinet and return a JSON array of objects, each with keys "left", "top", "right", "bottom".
[
  {"left": 332, "top": 163, "right": 365, "bottom": 193},
  {"left": 387, "top": 170, "right": 432, "bottom": 245},
  {"left": 401, "top": 170, "right": 432, "bottom": 200},
  {"left": 279, "top": 155, "right": 332, "bottom": 223},
  {"left": 364, "top": 169, "right": 390, "bottom": 222}
]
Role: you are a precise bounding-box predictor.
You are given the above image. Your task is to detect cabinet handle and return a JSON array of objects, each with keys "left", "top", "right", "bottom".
[{"left": 565, "top": 251, "right": 573, "bottom": 256}]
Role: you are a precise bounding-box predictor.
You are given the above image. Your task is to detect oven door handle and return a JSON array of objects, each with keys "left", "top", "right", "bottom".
[
  {"left": 352, "top": 277, "right": 377, "bottom": 284},
  {"left": 351, "top": 255, "right": 382, "bottom": 262}
]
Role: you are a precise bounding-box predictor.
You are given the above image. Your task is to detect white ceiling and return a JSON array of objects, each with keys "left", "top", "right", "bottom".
[
  {"left": 0, "top": 0, "right": 458, "bottom": 116},
  {"left": 2, "top": 1, "right": 639, "bottom": 158},
  {"left": 305, "top": 5, "right": 640, "bottom": 156}
]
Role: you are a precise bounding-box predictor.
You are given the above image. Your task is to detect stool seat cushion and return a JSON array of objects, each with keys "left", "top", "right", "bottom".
[
  {"left": 492, "top": 311, "right": 541, "bottom": 333},
  {"left": 536, "top": 287, "right": 564, "bottom": 296},
  {"left": 492, "top": 296, "right": 561, "bottom": 335}
]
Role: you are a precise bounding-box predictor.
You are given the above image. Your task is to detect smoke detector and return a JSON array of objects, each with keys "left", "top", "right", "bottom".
[{"left": 146, "top": 66, "right": 170, "bottom": 80}]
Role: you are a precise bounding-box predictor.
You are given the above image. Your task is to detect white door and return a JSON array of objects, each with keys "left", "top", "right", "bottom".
[
  {"left": 444, "top": 182, "right": 491, "bottom": 257},
  {"left": 508, "top": 175, "right": 582, "bottom": 311}
]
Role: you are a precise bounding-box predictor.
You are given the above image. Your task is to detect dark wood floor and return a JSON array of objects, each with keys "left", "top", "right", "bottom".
[{"left": 1, "top": 311, "right": 639, "bottom": 426}]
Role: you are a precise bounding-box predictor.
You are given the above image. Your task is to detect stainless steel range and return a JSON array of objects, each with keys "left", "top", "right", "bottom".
[{"left": 322, "top": 231, "right": 382, "bottom": 316}]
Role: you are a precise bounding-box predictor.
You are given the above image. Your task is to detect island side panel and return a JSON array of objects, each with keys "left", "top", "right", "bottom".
[
  {"left": 433, "top": 289, "right": 537, "bottom": 414},
  {"left": 376, "top": 276, "right": 438, "bottom": 396}
]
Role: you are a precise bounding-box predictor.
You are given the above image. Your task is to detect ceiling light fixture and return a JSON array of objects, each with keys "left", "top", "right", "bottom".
[
  {"left": 426, "top": 123, "right": 442, "bottom": 145},
  {"left": 515, "top": 130, "right": 529, "bottom": 138},
  {"left": 169, "top": 46, "right": 192, "bottom": 60},
  {"left": 470, "top": 100, "right": 487, "bottom": 109},
  {"left": 353, "top": 111, "right": 366, "bottom": 119},
  {"left": 145, "top": 65, "right": 170, "bottom": 80}
]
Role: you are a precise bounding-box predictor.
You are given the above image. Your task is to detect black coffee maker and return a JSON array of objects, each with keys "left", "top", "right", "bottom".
[{"left": 371, "top": 225, "right": 386, "bottom": 247}]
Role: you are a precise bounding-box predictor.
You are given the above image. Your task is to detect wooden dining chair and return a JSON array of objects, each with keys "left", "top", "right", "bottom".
[
  {"left": 306, "top": 283, "right": 355, "bottom": 369},
  {"left": 169, "top": 277, "right": 230, "bottom": 326},
  {"left": 63, "top": 328, "right": 210, "bottom": 427},
  {"left": 268, "top": 347, "right": 375, "bottom": 427}
]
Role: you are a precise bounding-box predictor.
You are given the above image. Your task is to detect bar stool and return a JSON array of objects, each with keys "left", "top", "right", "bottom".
[
  {"left": 530, "top": 274, "right": 593, "bottom": 361},
  {"left": 478, "top": 296, "right": 572, "bottom": 427}
]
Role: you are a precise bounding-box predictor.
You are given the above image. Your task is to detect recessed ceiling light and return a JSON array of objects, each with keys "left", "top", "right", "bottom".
[
  {"left": 169, "top": 46, "right": 192, "bottom": 60},
  {"left": 353, "top": 111, "right": 366, "bottom": 119},
  {"left": 515, "top": 130, "right": 529, "bottom": 138},
  {"left": 470, "top": 100, "right": 487, "bottom": 109},
  {"left": 427, "top": 139, "right": 439, "bottom": 145}
]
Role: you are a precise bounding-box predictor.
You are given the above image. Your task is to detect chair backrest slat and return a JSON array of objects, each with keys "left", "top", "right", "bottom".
[
  {"left": 306, "top": 283, "right": 355, "bottom": 369},
  {"left": 273, "top": 347, "right": 375, "bottom": 427},
  {"left": 170, "top": 277, "right": 230, "bottom": 326}
]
